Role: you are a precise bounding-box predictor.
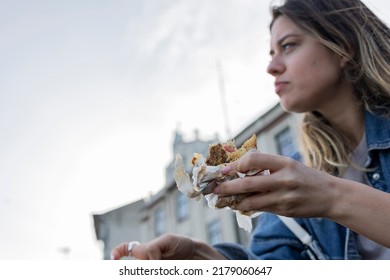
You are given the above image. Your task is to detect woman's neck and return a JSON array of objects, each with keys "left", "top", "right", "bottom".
[{"left": 319, "top": 91, "right": 365, "bottom": 149}]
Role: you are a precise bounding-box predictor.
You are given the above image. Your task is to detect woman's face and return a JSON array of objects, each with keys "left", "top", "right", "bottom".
[{"left": 268, "top": 15, "right": 345, "bottom": 114}]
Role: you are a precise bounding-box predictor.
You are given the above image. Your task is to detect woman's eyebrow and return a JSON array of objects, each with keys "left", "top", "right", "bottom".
[
  {"left": 277, "top": 33, "right": 300, "bottom": 45},
  {"left": 269, "top": 33, "right": 301, "bottom": 56}
]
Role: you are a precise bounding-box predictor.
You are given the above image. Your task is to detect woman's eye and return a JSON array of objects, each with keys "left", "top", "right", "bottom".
[{"left": 282, "top": 42, "right": 295, "bottom": 51}]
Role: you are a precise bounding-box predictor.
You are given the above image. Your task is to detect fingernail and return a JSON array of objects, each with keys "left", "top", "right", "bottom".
[
  {"left": 221, "top": 165, "right": 231, "bottom": 174},
  {"left": 213, "top": 186, "right": 220, "bottom": 194},
  {"left": 111, "top": 254, "right": 115, "bottom": 260}
]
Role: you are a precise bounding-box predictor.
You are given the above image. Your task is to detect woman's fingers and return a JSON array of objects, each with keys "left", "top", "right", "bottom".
[
  {"left": 110, "top": 242, "right": 150, "bottom": 260},
  {"left": 232, "top": 191, "right": 275, "bottom": 213},
  {"left": 221, "top": 152, "right": 292, "bottom": 175},
  {"left": 216, "top": 172, "right": 276, "bottom": 196},
  {"left": 111, "top": 242, "right": 132, "bottom": 260},
  {"left": 217, "top": 153, "right": 302, "bottom": 196},
  {"left": 111, "top": 235, "right": 186, "bottom": 260}
]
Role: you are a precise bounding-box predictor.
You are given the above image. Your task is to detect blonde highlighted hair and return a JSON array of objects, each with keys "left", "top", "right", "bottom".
[{"left": 271, "top": 0, "right": 390, "bottom": 175}]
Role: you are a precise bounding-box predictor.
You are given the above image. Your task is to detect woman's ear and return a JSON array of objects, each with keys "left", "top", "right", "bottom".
[
  {"left": 339, "top": 50, "right": 354, "bottom": 68},
  {"left": 339, "top": 55, "right": 349, "bottom": 68}
]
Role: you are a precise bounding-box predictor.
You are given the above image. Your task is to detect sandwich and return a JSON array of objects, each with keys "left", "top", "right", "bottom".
[
  {"left": 174, "top": 134, "right": 267, "bottom": 232},
  {"left": 204, "top": 134, "right": 257, "bottom": 166},
  {"left": 191, "top": 134, "right": 259, "bottom": 206}
]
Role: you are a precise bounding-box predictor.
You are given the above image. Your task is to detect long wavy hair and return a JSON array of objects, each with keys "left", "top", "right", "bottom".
[{"left": 271, "top": 0, "right": 390, "bottom": 175}]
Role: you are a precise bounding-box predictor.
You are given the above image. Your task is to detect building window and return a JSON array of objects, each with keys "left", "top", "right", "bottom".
[
  {"left": 275, "top": 127, "right": 301, "bottom": 161},
  {"left": 154, "top": 207, "right": 166, "bottom": 237},
  {"left": 207, "top": 219, "right": 223, "bottom": 245},
  {"left": 176, "top": 192, "right": 189, "bottom": 222}
]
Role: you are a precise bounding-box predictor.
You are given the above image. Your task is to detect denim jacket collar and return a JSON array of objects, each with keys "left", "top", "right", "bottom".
[{"left": 365, "top": 111, "right": 390, "bottom": 151}]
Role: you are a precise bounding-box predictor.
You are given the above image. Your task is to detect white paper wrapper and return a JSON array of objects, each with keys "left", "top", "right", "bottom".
[{"left": 174, "top": 153, "right": 269, "bottom": 232}]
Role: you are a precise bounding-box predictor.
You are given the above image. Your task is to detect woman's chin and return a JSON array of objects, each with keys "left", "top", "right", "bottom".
[
  {"left": 280, "top": 101, "right": 307, "bottom": 114},
  {"left": 279, "top": 100, "right": 295, "bottom": 112}
]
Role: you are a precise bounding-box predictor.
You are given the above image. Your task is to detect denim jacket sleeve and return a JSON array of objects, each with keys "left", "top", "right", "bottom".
[
  {"left": 214, "top": 213, "right": 349, "bottom": 259},
  {"left": 248, "top": 213, "right": 311, "bottom": 259},
  {"left": 212, "top": 243, "right": 258, "bottom": 260},
  {"left": 214, "top": 213, "right": 312, "bottom": 260}
]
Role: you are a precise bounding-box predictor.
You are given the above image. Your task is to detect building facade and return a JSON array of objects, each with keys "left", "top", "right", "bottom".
[{"left": 93, "top": 102, "right": 302, "bottom": 259}]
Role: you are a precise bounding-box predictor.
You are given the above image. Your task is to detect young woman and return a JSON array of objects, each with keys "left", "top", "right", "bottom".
[{"left": 111, "top": 0, "right": 390, "bottom": 260}]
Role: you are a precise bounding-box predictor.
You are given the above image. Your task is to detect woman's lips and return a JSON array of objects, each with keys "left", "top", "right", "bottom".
[{"left": 274, "top": 82, "right": 288, "bottom": 93}]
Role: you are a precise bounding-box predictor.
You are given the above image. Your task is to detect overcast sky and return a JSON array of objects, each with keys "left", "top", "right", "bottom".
[{"left": 1, "top": 0, "right": 389, "bottom": 260}]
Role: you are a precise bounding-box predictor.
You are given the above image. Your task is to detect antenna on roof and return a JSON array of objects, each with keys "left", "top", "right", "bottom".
[{"left": 216, "top": 59, "right": 232, "bottom": 140}]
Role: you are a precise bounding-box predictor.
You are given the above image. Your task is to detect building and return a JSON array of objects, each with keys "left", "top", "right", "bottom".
[
  {"left": 93, "top": 102, "right": 302, "bottom": 259},
  {"left": 93, "top": 199, "right": 145, "bottom": 260}
]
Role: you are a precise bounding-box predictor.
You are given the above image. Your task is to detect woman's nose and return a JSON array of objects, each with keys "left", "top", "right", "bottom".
[{"left": 267, "top": 56, "right": 285, "bottom": 76}]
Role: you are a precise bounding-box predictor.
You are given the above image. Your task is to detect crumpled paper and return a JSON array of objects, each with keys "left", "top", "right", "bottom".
[{"left": 174, "top": 153, "right": 270, "bottom": 232}]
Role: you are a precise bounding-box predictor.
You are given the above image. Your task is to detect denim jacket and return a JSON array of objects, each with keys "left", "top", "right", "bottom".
[{"left": 214, "top": 111, "right": 390, "bottom": 260}]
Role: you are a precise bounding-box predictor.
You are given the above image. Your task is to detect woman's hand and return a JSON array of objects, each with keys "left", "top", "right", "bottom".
[
  {"left": 215, "top": 151, "right": 338, "bottom": 218},
  {"left": 111, "top": 234, "right": 226, "bottom": 260},
  {"left": 215, "top": 151, "right": 390, "bottom": 247}
]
